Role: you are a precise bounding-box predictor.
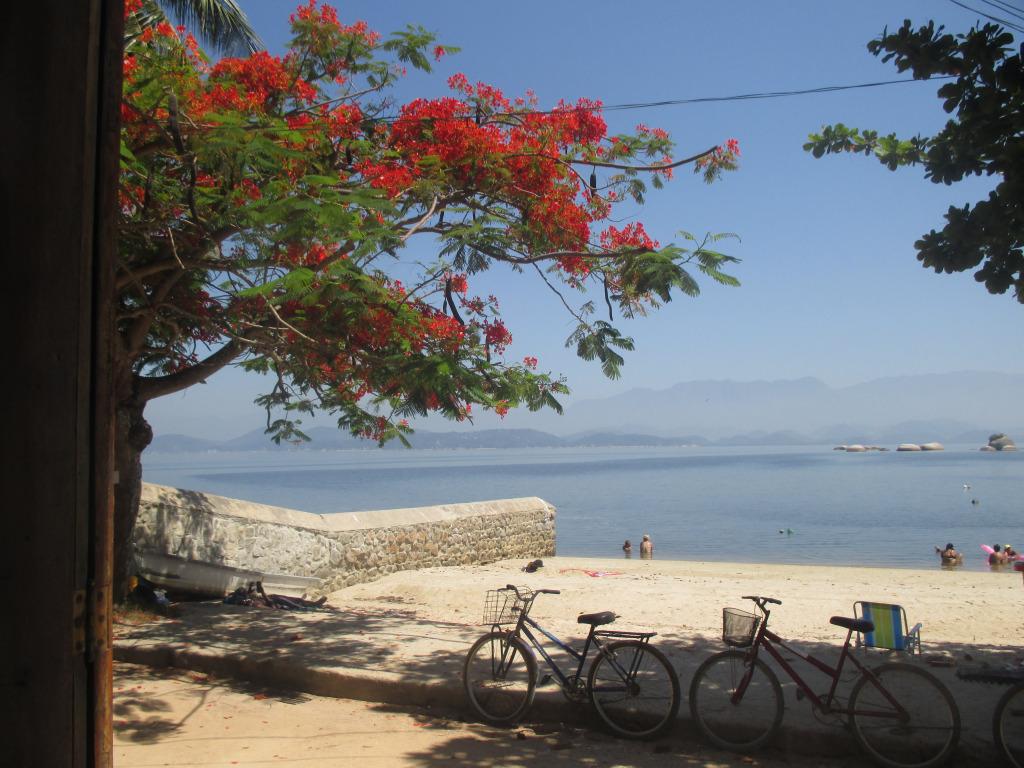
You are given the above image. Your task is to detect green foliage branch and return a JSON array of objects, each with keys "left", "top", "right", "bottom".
[{"left": 805, "top": 20, "right": 1024, "bottom": 301}]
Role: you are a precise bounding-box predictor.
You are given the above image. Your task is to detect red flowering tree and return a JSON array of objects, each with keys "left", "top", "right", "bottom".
[{"left": 115, "top": 0, "right": 741, "bottom": 591}]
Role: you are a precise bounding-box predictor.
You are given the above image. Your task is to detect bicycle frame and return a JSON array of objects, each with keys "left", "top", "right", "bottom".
[
  {"left": 496, "top": 610, "right": 653, "bottom": 693},
  {"left": 740, "top": 607, "right": 908, "bottom": 720}
]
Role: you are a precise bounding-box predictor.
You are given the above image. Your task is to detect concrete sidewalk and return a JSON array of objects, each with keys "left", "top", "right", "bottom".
[{"left": 114, "top": 594, "right": 1005, "bottom": 766}]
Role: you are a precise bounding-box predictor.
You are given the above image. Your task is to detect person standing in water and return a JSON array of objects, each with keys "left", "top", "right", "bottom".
[
  {"left": 640, "top": 534, "right": 653, "bottom": 559},
  {"left": 622, "top": 540, "right": 632, "bottom": 557},
  {"left": 989, "top": 544, "right": 1008, "bottom": 566}
]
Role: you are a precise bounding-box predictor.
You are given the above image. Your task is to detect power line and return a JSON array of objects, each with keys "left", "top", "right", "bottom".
[
  {"left": 948, "top": 0, "right": 1024, "bottom": 33},
  {"left": 162, "top": 76, "right": 955, "bottom": 134},
  {"left": 977, "top": 0, "right": 1024, "bottom": 24},
  {"left": 590, "top": 78, "right": 956, "bottom": 114}
]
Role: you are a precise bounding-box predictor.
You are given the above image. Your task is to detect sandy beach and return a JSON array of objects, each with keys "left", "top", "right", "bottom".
[
  {"left": 113, "top": 555, "right": 1023, "bottom": 765},
  {"left": 334, "top": 555, "right": 1023, "bottom": 651}
]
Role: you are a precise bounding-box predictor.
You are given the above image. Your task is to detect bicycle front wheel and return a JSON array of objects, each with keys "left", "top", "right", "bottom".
[
  {"left": 463, "top": 631, "right": 537, "bottom": 725},
  {"left": 688, "top": 649, "right": 783, "bottom": 751},
  {"left": 586, "top": 640, "right": 680, "bottom": 739},
  {"left": 849, "top": 662, "right": 960, "bottom": 768},
  {"left": 994, "top": 682, "right": 1024, "bottom": 768}
]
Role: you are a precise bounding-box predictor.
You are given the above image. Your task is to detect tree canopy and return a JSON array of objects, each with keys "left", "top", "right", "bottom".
[
  {"left": 118, "top": 0, "right": 742, "bottom": 447},
  {"left": 130, "top": 0, "right": 262, "bottom": 54},
  {"left": 805, "top": 20, "right": 1024, "bottom": 302}
]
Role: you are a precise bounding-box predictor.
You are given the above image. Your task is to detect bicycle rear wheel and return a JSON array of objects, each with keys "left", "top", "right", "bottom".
[
  {"left": 994, "top": 682, "right": 1024, "bottom": 768},
  {"left": 586, "top": 640, "right": 680, "bottom": 739},
  {"left": 849, "top": 662, "right": 960, "bottom": 768},
  {"left": 688, "top": 649, "right": 783, "bottom": 751},
  {"left": 463, "top": 631, "right": 537, "bottom": 724}
]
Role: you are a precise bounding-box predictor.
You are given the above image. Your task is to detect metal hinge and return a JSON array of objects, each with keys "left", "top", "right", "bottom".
[
  {"left": 72, "top": 584, "right": 109, "bottom": 659},
  {"left": 88, "top": 584, "right": 109, "bottom": 660}
]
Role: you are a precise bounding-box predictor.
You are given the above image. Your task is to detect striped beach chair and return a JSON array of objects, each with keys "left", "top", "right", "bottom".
[{"left": 852, "top": 601, "right": 922, "bottom": 655}]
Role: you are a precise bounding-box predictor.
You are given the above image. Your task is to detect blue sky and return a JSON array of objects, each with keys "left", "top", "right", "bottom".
[{"left": 147, "top": 0, "right": 1023, "bottom": 439}]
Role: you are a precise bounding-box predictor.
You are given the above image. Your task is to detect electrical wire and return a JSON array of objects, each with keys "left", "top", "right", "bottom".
[
  {"left": 948, "top": 0, "right": 1024, "bottom": 33},
  {"left": 976, "top": 0, "right": 1024, "bottom": 24},
  {"left": 154, "top": 76, "right": 956, "bottom": 134},
  {"left": 591, "top": 78, "right": 956, "bottom": 114}
]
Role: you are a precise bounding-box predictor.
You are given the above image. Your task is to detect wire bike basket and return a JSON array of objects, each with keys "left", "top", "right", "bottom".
[
  {"left": 722, "top": 607, "right": 760, "bottom": 647},
  {"left": 482, "top": 587, "right": 533, "bottom": 626}
]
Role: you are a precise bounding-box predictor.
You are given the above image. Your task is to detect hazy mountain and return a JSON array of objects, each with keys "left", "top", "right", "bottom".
[
  {"left": 152, "top": 426, "right": 566, "bottom": 452},
  {"left": 507, "top": 371, "right": 1024, "bottom": 438},
  {"left": 563, "top": 432, "right": 709, "bottom": 447},
  {"left": 147, "top": 433, "right": 223, "bottom": 452},
  {"left": 149, "top": 371, "right": 1024, "bottom": 451}
]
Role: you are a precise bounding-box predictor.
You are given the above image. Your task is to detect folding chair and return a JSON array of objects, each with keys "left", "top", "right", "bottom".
[{"left": 852, "top": 601, "right": 922, "bottom": 655}]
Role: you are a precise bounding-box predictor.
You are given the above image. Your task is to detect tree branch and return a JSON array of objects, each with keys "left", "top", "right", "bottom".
[{"left": 136, "top": 338, "right": 248, "bottom": 401}]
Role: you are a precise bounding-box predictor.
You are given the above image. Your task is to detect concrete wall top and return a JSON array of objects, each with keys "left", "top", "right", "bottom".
[{"left": 140, "top": 482, "right": 554, "bottom": 533}]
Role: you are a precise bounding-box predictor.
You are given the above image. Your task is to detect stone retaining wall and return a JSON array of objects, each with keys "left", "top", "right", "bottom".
[{"left": 134, "top": 483, "right": 556, "bottom": 593}]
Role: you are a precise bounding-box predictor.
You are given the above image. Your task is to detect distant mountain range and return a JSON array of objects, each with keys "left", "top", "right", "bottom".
[
  {"left": 150, "top": 426, "right": 713, "bottom": 452},
  {"left": 514, "top": 371, "right": 1024, "bottom": 439},
  {"left": 150, "top": 422, "right": 1011, "bottom": 453},
  {"left": 149, "top": 371, "right": 1024, "bottom": 452}
]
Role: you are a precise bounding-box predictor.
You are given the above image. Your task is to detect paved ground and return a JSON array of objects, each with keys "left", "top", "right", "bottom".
[{"left": 115, "top": 662, "right": 870, "bottom": 767}]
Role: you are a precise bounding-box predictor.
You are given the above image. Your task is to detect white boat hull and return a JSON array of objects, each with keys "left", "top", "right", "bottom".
[{"left": 136, "top": 551, "right": 322, "bottom": 598}]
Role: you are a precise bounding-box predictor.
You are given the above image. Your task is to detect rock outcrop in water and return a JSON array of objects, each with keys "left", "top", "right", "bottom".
[{"left": 982, "top": 433, "right": 1016, "bottom": 452}]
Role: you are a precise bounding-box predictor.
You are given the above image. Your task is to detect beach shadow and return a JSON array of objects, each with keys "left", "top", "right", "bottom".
[
  {"left": 381, "top": 702, "right": 863, "bottom": 767},
  {"left": 114, "top": 601, "right": 1016, "bottom": 766},
  {"left": 652, "top": 632, "right": 1016, "bottom": 767},
  {"left": 115, "top": 599, "right": 475, "bottom": 685},
  {"left": 114, "top": 663, "right": 317, "bottom": 745}
]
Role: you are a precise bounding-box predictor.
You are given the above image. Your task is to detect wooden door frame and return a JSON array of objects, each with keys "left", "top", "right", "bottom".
[{"left": 3, "top": 2, "right": 122, "bottom": 765}]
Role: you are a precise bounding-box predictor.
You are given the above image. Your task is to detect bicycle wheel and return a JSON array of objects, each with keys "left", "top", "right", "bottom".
[
  {"left": 463, "top": 631, "right": 537, "bottom": 724},
  {"left": 994, "top": 682, "right": 1024, "bottom": 768},
  {"left": 849, "top": 662, "right": 960, "bottom": 768},
  {"left": 688, "top": 649, "right": 783, "bottom": 751},
  {"left": 586, "top": 640, "right": 680, "bottom": 739}
]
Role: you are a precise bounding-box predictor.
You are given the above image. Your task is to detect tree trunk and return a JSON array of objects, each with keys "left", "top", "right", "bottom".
[{"left": 113, "top": 398, "right": 152, "bottom": 601}]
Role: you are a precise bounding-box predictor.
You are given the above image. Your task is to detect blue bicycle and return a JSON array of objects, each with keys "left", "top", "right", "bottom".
[{"left": 462, "top": 584, "right": 680, "bottom": 739}]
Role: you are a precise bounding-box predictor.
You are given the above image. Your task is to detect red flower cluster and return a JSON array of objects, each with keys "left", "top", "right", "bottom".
[
  {"left": 484, "top": 320, "right": 512, "bottom": 353},
  {"left": 599, "top": 222, "right": 659, "bottom": 251},
  {"left": 447, "top": 274, "right": 468, "bottom": 293},
  {"left": 200, "top": 52, "right": 317, "bottom": 114},
  {"left": 695, "top": 138, "right": 742, "bottom": 173}
]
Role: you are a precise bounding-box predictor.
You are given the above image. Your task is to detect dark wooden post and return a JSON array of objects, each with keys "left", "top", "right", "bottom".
[{"left": 2, "top": 1, "right": 122, "bottom": 766}]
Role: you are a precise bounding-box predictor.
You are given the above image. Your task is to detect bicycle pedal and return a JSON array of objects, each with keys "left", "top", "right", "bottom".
[{"left": 538, "top": 674, "right": 554, "bottom": 687}]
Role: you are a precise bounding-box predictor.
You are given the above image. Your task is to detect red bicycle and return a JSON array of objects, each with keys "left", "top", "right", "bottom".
[{"left": 688, "top": 595, "right": 960, "bottom": 768}]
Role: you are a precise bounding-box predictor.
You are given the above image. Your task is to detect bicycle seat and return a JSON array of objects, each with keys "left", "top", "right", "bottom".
[
  {"left": 830, "top": 615, "right": 874, "bottom": 634},
  {"left": 577, "top": 611, "right": 617, "bottom": 626}
]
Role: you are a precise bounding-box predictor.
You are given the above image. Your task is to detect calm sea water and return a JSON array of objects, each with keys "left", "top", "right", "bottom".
[{"left": 142, "top": 445, "right": 1024, "bottom": 572}]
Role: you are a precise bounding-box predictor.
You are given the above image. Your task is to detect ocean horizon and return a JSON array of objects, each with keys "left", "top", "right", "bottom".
[{"left": 143, "top": 444, "right": 1024, "bottom": 573}]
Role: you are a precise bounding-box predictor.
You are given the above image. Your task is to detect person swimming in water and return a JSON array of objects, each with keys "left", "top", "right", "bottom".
[{"left": 936, "top": 543, "right": 962, "bottom": 565}]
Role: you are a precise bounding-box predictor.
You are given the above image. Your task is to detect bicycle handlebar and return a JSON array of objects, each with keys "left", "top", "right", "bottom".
[
  {"left": 742, "top": 595, "right": 782, "bottom": 605},
  {"left": 504, "top": 584, "right": 561, "bottom": 596}
]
